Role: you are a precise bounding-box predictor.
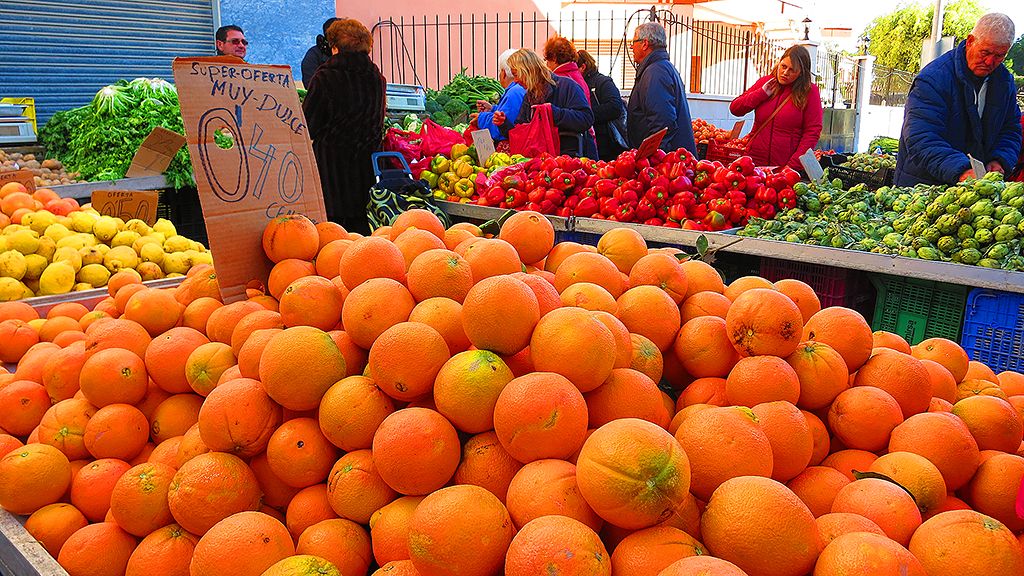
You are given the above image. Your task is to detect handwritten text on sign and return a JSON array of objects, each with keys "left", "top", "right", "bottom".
[{"left": 173, "top": 57, "right": 325, "bottom": 302}]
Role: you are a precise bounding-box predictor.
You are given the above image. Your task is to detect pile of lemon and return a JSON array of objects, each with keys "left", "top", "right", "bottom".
[{"left": 0, "top": 208, "right": 211, "bottom": 301}]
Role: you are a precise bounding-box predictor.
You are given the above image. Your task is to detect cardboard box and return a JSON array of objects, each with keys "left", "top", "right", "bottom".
[
  {"left": 125, "top": 126, "right": 187, "bottom": 178},
  {"left": 91, "top": 190, "right": 160, "bottom": 225},
  {"left": 173, "top": 56, "right": 326, "bottom": 302},
  {"left": 0, "top": 169, "right": 36, "bottom": 193}
]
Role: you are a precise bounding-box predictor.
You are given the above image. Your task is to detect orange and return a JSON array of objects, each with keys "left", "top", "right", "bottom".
[
  {"left": 658, "top": 556, "right": 748, "bottom": 576},
  {"left": 0, "top": 443, "right": 72, "bottom": 514},
  {"left": 802, "top": 306, "right": 874, "bottom": 371},
  {"left": 279, "top": 276, "right": 343, "bottom": 331},
  {"left": 461, "top": 237, "right": 523, "bottom": 282},
  {"left": 629, "top": 332, "right": 664, "bottom": 383},
  {"left": 461, "top": 275, "right": 540, "bottom": 356},
  {"left": 36, "top": 398, "right": 96, "bottom": 461},
  {"left": 803, "top": 410, "right": 830, "bottom": 466},
  {"left": 325, "top": 448, "right": 400, "bottom": 524},
  {"left": 125, "top": 524, "right": 198, "bottom": 576},
  {"left": 544, "top": 241, "right": 589, "bottom": 272},
  {"left": 787, "top": 340, "right": 849, "bottom": 410},
  {"left": 286, "top": 484, "right": 337, "bottom": 540},
  {"left": 341, "top": 277, "right": 415, "bottom": 349},
  {"left": 952, "top": 395, "right": 1024, "bottom": 452},
  {"left": 260, "top": 326, "right": 347, "bottom": 411},
  {"left": 629, "top": 252, "right": 688, "bottom": 303},
  {"left": 181, "top": 297, "right": 222, "bottom": 334},
  {"left": 530, "top": 306, "right": 617, "bottom": 392},
  {"left": 701, "top": 476, "right": 822, "bottom": 576},
  {"left": 868, "top": 451, "right": 948, "bottom": 516},
  {"left": 69, "top": 457, "right": 132, "bottom": 522},
  {"left": 611, "top": 526, "right": 706, "bottom": 576},
  {"left": 815, "top": 512, "right": 885, "bottom": 546},
  {"left": 189, "top": 511, "right": 295, "bottom": 576},
  {"left": 197, "top": 377, "right": 281, "bottom": 457},
  {"left": 408, "top": 485, "right": 515, "bottom": 576},
  {"left": 84, "top": 404, "right": 149, "bottom": 461},
  {"left": 554, "top": 251, "right": 624, "bottom": 298},
  {"left": 725, "top": 288, "right": 803, "bottom": 357},
  {"left": 773, "top": 278, "right": 821, "bottom": 324},
  {"left": 145, "top": 327, "right": 211, "bottom": 394},
  {"left": 0, "top": 320, "right": 40, "bottom": 363},
  {"left": 433, "top": 349, "right": 514, "bottom": 434},
  {"left": 84, "top": 317, "right": 152, "bottom": 360},
  {"left": 499, "top": 210, "right": 555, "bottom": 264},
  {"left": 316, "top": 220, "right": 349, "bottom": 248},
  {"left": 673, "top": 405, "right": 773, "bottom": 500},
  {"left": 597, "top": 227, "right": 647, "bottom": 274},
  {"left": 909, "top": 510, "right": 1024, "bottom": 576},
  {"left": 889, "top": 412, "right": 980, "bottom": 491},
  {"left": 318, "top": 375, "right": 394, "bottom": 451},
  {"left": 725, "top": 355, "right": 801, "bottom": 407},
  {"left": 37, "top": 316, "right": 84, "bottom": 343},
  {"left": 166, "top": 452, "right": 261, "bottom": 535},
  {"left": 964, "top": 453, "right": 1024, "bottom": 532},
  {"left": 679, "top": 290, "right": 731, "bottom": 323},
  {"left": 339, "top": 236, "right": 407, "bottom": 289},
  {"left": 559, "top": 281, "right": 618, "bottom": 313},
  {"left": 673, "top": 316, "right": 740, "bottom": 378},
  {"left": 262, "top": 555, "right": 341, "bottom": 576},
  {"left": 451, "top": 431, "right": 522, "bottom": 503},
  {"left": 266, "top": 417, "right": 338, "bottom": 488},
  {"left": 393, "top": 228, "right": 446, "bottom": 269},
  {"left": 374, "top": 560, "right": 422, "bottom": 575},
  {"left": 268, "top": 259, "right": 316, "bottom": 300},
  {"left": 504, "top": 515, "right": 610, "bottom": 575},
  {"left": 389, "top": 208, "right": 445, "bottom": 241},
  {"left": 616, "top": 285, "right": 681, "bottom": 351},
  {"left": 0, "top": 380, "right": 50, "bottom": 437},
  {"left": 315, "top": 238, "right": 351, "bottom": 278},
  {"left": 372, "top": 408, "right": 461, "bottom": 495},
  {"left": 956, "top": 377, "right": 1008, "bottom": 401},
  {"left": 678, "top": 377, "right": 728, "bottom": 408},
  {"left": 853, "top": 350, "right": 932, "bottom": 418},
  {"left": 752, "top": 400, "right": 814, "bottom": 483},
  {"left": 150, "top": 393, "right": 204, "bottom": 445},
  {"left": 786, "top": 466, "right": 851, "bottom": 518},
  {"left": 512, "top": 272, "right": 562, "bottom": 317},
  {"left": 0, "top": 301, "right": 38, "bottom": 323},
  {"left": 505, "top": 458, "right": 603, "bottom": 531},
  {"left": 296, "top": 518, "right": 372, "bottom": 576},
  {"left": 369, "top": 496, "right": 425, "bottom": 565},
  {"left": 23, "top": 502, "right": 89, "bottom": 558},
  {"left": 921, "top": 358, "right": 958, "bottom": 403},
  {"left": 831, "top": 477, "right": 922, "bottom": 545},
  {"left": 57, "top": 522, "right": 138, "bottom": 576},
  {"left": 910, "top": 338, "right": 970, "bottom": 382},
  {"left": 109, "top": 461, "right": 177, "bottom": 537},
  {"left": 821, "top": 449, "right": 879, "bottom": 482},
  {"left": 680, "top": 259, "right": 726, "bottom": 298},
  {"left": 589, "top": 310, "right": 632, "bottom": 369},
  {"left": 263, "top": 214, "right": 319, "bottom": 263},
  {"left": 76, "top": 347, "right": 147, "bottom": 407},
  {"left": 814, "top": 531, "right": 926, "bottom": 576},
  {"left": 828, "top": 386, "right": 904, "bottom": 452},
  {"left": 173, "top": 267, "right": 220, "bottom": 306},
  {"left": 576, "top": 418, "right": 691, "bottom": 529},
  {"left": 182, "top": 341, "right": 235, "bottom": 397},
  {"left": 493, "top": 372, "right": 589, "bottom": 464},
  {"left": 123, "top": 288, "right": 184, "bottom": 336},
  {"left": 249, "top": 452, "right": 300, "bottom": 511},
  {"left": 367, "top": 321, "right": 450, "bottom": 402},
  {"left": 723, "top": 275, "right": 774, "bottom": 301},
  {"left": 873, "top": 330, "right": 912, "bottom": 354},
  {"left": 406, "top": 249, "right": 473, "bottom": 304},
  {"left": 585, "top": 368, "right": 672, "bottom": 429},
  {"left": 998, "top": 371, "right": 1024, "bottom": 395}
]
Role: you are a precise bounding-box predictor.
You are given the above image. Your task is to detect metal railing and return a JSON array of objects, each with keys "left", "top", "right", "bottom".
[
  {"left": 815, "top": 50, "right": 859, "bottom": 109},
  {"left": 871, "top": 64, "right": 915, "bottom": 107},
  {"left": 369, "top": 9, "right": 792, "bottom": 98}
]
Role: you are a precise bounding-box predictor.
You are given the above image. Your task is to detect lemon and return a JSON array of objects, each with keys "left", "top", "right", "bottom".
[
  {"left": 73, "top": 282, "right": 94, "bottom": 292},
  {"left": 55, "top": 234, "right": 89, "bottom": 251},
  {"left": 52, "top": 246, "right": 83, "bottom": 272},
  {"left": 132, "top": 235, "right": 161, "bottom": 255},
  {"left": 26, "top": 211, "right": 57, "bottom": 235},
  {"left": 0, "top": 237, "right": 7, "bottom": 252},
  {"left": 79, "top": 246, "right": 105, "bottom": 266},
  {"left": 92, "top": 216, "right": 119, "bottom": 242},
  {"left": 38, "top": 261, "right": 76, "bottom": 295},
  {"left": 69, "top": 211, "right": 98, "bottom": 233},
  {"left": 139, "top": 242, "right": 164, "bottom": 265},
  {"left": 8, "top": 229, "right": 40, "bottom": 255},
  {"left": 137, "top": 262, "right": 165, "bottom": 281},
  {"left": 153, "top": 218, "right": 177, "bottom": 237},
  {"left": 0, "top": 251, "right": 28, "bottom": 280},
  {"left": 103, "top": 245, "right": 139, "bottom": 272},
  {"left": 78, "top": 263, "right": 111, "bottom": 287},
  {"left": 43, "top": 223, "right": 72, "bottom": 243},
  {"left": 165, "top": 272, "right": 185, "bottom": 278},
  {"left": 23, "top": 254, "right": 48, "bottom": 280},
  {"left": 111, "top": 230, "right": 140, "bottom": 249},
  {"left": 0, "top": 277, "right": 26, "bottom": 301},
  {"left": 123, "top": 219, "right": 152, "bottom": 236},
  {"left": 161, "top": 251, "right": 192, "bottom": 275},
  {"left": 192, "top": 252, "right": 214, "bottom": 266},
  {"left": 163, "top": 235, "right": 191, "bottom": 253},
  {"left": 35, "top": 236, "right": 56, "bottom": 261}
]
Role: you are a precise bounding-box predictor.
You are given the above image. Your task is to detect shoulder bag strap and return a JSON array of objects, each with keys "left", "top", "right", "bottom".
[{"left": 746, "top": 93, "right": 793, "bottom": 143}]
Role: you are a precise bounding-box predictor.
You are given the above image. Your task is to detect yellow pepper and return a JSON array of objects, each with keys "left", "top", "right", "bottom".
[
  {"left": 451, "top": 159, "right": 475, "bottom": 179},
  {"left": 438, "top": 172, "right": 459, "bottom": 193},
  {"left": 450, "top": 143, "right": 470, "bottom": 159},
  {"left": 453, "top": 178, "right": 475, "bottom": 198}
]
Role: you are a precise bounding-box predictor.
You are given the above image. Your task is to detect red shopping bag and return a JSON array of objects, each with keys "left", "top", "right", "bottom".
[
  {"left": 420, "top": 119, "right": 466, "bottom": 157},
  {"left": 509, "top": 103, "right": 559, "bottom": 158},
  {"left": 382, "top": 127, "right": 422, "bottom": 164}
]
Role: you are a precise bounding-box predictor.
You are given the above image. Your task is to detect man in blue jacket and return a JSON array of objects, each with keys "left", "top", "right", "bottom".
[
  {"left": 626, "top": 22, "right": 697, "bottom": 155},
  {"left": 895, "top": 13, "right": 1021, "bottom": 186}
]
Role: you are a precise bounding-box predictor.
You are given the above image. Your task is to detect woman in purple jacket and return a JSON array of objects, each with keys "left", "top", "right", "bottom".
[{"left": 730, "top": 44, "right": 823, "bottom": 170}]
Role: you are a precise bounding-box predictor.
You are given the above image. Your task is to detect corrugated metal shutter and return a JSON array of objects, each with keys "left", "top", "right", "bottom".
[{"left": 0, "top": 0, "right": 216, "bottom": 124}]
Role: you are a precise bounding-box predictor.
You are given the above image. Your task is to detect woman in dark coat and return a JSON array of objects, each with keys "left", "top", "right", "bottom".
[
  {"left": 302, "top": 18, "right": 386, "bottom": 234},
  {"left": 577, "top": 50, "right": 627, "bottom": 161}
]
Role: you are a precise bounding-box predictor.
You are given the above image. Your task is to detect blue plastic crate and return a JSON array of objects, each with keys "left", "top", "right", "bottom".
[{"left": 961, "top": 289, "right": 1024, "bottom": 374}]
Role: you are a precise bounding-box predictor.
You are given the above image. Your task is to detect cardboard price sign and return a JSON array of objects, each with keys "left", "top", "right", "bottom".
[
  {"left": 91, "top": 190, "right": 160, "bottom": 225},
  {"left": 0, "top": 169, "right": 36, "bottom": 193},
  {"left": 173, "top": 56, "right": 326, "bottom": 302},
  {"left": 126, "top": 127, "right": 187, "bottom": 178},
  {"left": 636, "top": 128, "right": 668, "bottom": 159}
]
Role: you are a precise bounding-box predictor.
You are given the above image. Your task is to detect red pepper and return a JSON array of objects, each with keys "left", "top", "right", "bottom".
[
  {"left": 636, "top": 197, "right": 658, "bottom": 221},
  {"left": 523, "top": 179, "right": 538, "bottom": 194},
  {"left": 613, "top": 151, "right": 637, "bottom": 179},
  {"left": 645, "top": 185, "right": 669, "bottom": 207},
  {"left": 528, "top": 187, "right": 545, "bottom": 205},
  {"left": 744, "top": 175, "right": 763, "bottom": 192},
  {"left": 682, "top": 219, "right": 705, "bottom": 231},
  {"left": 615, "top": 188, "right": 639, "bottom": 205},
  {"left": 622, "top": 179, "right": 642, "bottom": 194},
  {"left": 580, "top": 187, "right": 598, "bottom": 200},
  {"left": 728, "top": 156, "right": 755, "bottom": 177},
  {"left": 689, "top": 203, "right": 708, "bottom": 220},
  {"left": 552, "top": 172, "right": 576, "bottom": 192},
  {"left": 544, "top": 188, "right": 565, "bottom": 205},
  {"left": 639, "top": 167, "right": 659, "bottom": 188},
  {"left": 663, "top": 220, "right": 682, "bottom": 228},
  {"left": 485, "top": 186, "right": 505, "bottom": 206},
  {"left": 540, "top": 156, "right": 558, "bottom": 172},
  {"left": 669, "top": 176, "right": 692, "bottom": 193},
  {"left": 575, "top": 196, "right": 599, "bottom": 217},
  {"left": 617, "top": 202, "right": 636, "bottom": 222},
  {"left": 563, "top": 195, "right": 580, "bottom": 210},
  {"left": 503, "top": 174, "right": 523, "bottom": 190},
  {"left": 597, "top": 164, "right": 616, "bottom": 179},
  {"left": 781, "top": 167, "right": 801, "bottom": 187},
  {"left": 724, "top": 170, "right": 746, "bottom": 191},
  {"left": 729, "top": 205, "right": 747, "bottom": 225},
  {"left": 672, "top": 190, "right": 697, "bottom": 210},
  {"left": 707, "top": 198, "right": 732, "bottom": 219},
  {"left": 758, "top": 187, "right": 777, "bottom": 204},
  {"left": 599, "top": 197, "right": 619, "bottom": 217},
  {"left": 557, "top": 207, "right": 572, "bottom": 218},
  {"left": 726, "top": 189, "right": 747, "bottom": 207},
  {"left": 668, "top": 203, "right": 689, "bottom": 222},
  {"left": 703, "top": 210, "right": 728, "bottom": 229},
  {"left": 644, "top": 217, "right": 664, "bottom": 227},
  {"left": 539, "top": 199, "right": 557, "bottom": 214},
  {"left": 505, "top": 188, "right": 526, "bottom": 208},
  {"left": 758, "top": 203, "right": 777, "bottom": 219},
  {"left": 595, "top": 179, "right": 616, "bottom": 197},
  {"left": 777, "top": 188, "right": 797, "bottom": 210}
]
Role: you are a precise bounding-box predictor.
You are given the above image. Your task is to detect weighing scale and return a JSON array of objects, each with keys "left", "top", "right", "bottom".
[
  {"left": 0, "top": 103, "right": 36, "bottom": 145},
  {"left": 385, "top": 83, "right": 426, "bottom": 119}
]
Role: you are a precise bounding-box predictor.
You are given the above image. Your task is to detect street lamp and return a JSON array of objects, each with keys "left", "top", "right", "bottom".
[
  {"left": 802, "top": 17, "right": 812, "bottom": 41},
  {"left": 859, "top": 33, "right": 871, "bottom": 56}
]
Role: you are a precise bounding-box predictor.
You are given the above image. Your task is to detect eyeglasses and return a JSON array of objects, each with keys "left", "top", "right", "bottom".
[
  {"left": 226, "top": 38, "right": 248, "bottom": 46},
  {"left": 631, "top": 39, "right": 647, "bottom": 46}
]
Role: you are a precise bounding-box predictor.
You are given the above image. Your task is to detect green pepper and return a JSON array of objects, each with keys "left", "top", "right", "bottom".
[
  {"left": 420, "top": 171, "right": 439, "bottom": 189},
  {"left": 431, "top": 155, "right": 451, "bottom": 174}
]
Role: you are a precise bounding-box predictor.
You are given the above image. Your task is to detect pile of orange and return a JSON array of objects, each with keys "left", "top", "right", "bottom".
[{"left": 1, "top": 208, "right": 1023, "bottom": 576}]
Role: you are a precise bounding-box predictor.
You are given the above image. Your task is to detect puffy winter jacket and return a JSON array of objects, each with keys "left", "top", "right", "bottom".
[
  {"left": 895, "top": 40, "right": 1022, "bottom": 186},
  {"left": 729, "top": 75, "right": 823, "bottom": 170},
  {"left": 626, "top": 49, "right": 696, "bottom": 155}
]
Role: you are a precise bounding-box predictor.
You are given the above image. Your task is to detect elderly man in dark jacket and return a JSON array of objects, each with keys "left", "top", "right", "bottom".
[
  {"left": 895, "top": 13, "right": 1022, "bottom": 186},
  {"left": 626, "top": 22, "right": 696, "bottom": 155}
]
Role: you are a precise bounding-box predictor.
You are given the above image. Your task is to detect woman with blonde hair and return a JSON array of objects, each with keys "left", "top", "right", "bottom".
[
  {"left": 729, "top": 44, "right": 823, "bottom": 169},
  {"left": 493, "top": 48, "right": 597, "bottom": 158}
]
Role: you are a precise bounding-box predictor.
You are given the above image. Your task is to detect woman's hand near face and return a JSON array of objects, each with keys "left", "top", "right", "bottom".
[{"left": 763, "top": 77, "right": 779, "bottom": 96}]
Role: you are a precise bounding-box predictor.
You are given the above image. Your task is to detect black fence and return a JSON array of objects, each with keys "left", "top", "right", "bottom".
[
  {"left": 871, "top": 64, "right": 915, "bottom": 107},
  {"left": 369, "top": 8, "right": 794, "bottom": 98},
  {"left": 816, "top": 51, "right": 859, "bottom": 109}
]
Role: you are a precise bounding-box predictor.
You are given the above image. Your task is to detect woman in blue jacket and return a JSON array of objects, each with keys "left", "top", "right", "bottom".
[
  {"left": 473, "top": 48, "right": 527, "bottom": 142},
  {"left": 494, "top": 49, "right": 598, "bottom": 158}
]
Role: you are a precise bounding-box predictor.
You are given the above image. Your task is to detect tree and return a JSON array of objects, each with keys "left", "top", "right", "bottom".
[
  {"left": 1006, "top": 33, "right": 1024, "bottom": 76},
  {"left": 863, "top": 0, "right": 984, "bottom": 72}
]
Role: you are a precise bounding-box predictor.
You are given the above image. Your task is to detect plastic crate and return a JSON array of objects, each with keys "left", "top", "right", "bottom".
[
  {"left": 960, "top": 289, "right": 1024, "bottom": 373},
  {"left": 713, "top": 252, "right": 761, "bottom": 284},
  {"left": 555, "top": 229, "right": 601, "bottom": 247},
  {"left": 161, "top": 187, "right": 208, "bottom": 246},
  {"left": 759, "top": 258, "right": 875, "bottom": 317},
  {"left": 869, "top": 274, "right": 967, "bottom": 345},
  {"left": 821, "top": 154, "right": 894, "bottom": 190},
  {"left": 704, "top": 140, "right": 746, "bottom": 164}
]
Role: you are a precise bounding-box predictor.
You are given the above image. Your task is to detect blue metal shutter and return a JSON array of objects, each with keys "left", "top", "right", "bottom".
[{"left": 0, "top": 0, "right": 216, "bottom": 124}]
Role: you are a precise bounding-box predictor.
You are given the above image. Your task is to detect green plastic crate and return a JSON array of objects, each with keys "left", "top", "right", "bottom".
[{"left": 868, "top": 274, "right": 967, "bottom": 345}]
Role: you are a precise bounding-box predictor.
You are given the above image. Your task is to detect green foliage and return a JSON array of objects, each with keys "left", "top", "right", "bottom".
[
  {"left": 864, "top": 0, "right": 984, "bottom": 72},
  {"left": 1006, "top": 33, "right": 1024, "bottom": 76}
]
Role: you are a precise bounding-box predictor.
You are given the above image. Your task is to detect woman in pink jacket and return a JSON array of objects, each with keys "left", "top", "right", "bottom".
[{"left": 730, "top": 44, "right": 823, "bottom": 170}]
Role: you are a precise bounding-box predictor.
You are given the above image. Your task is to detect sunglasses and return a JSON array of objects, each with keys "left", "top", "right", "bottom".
[{"left": 226, "top": 38, "right": 249, "bottom": 46}]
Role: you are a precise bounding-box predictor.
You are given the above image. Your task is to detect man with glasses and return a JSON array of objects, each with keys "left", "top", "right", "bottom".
[
  {"left": 625, "top": 21, "right": 696, "bottom": 155},
  {"left": 895, "top": 13, "right": 1021, "bottom": 186},
  {"left": 215, "top": 25, "right": 248, "bottom": 60}
]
